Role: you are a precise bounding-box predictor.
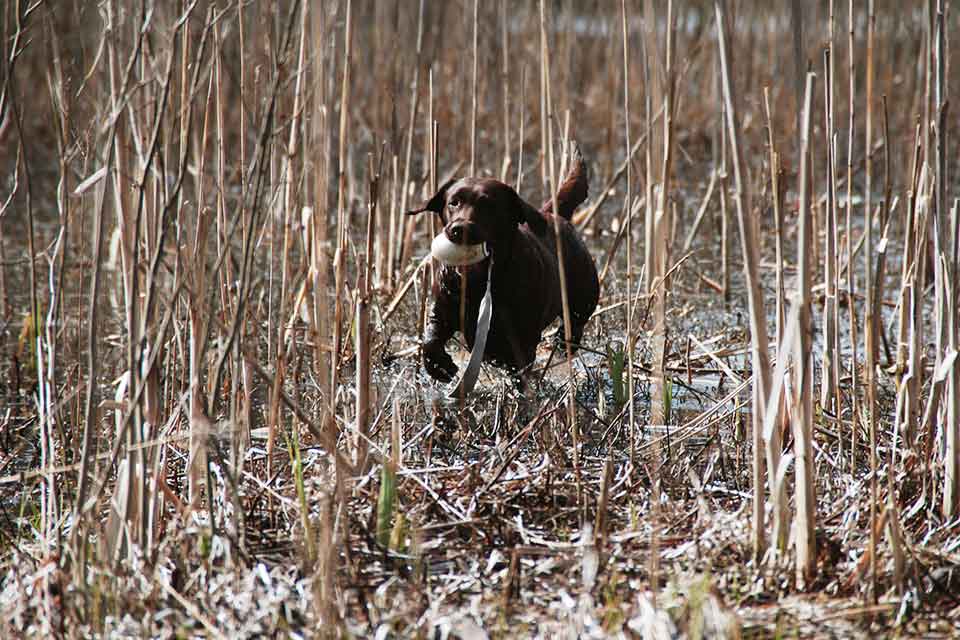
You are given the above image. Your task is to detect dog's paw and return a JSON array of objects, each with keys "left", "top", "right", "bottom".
[{"left": 423, "top": 344, "right": 458, "bottom": 383}]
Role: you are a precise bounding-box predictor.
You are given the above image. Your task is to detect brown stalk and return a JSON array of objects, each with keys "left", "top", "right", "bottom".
[
  {"left": 500, "top": 0, "right": 510, "bottom": 182},
  {"left": 762, "top": 87, "right": 789, "bottom": 553},
  {"left": 331, "top": 0, "right": 353, "bottom": 416},
  {"left": 355, "top": 154, "right": 380, "bottom": 470},
  {"left": 470, "top": 0, "right": 478, "bottom": 176},
  {"left": 620, "top": 0, "right": 635, "bottom": 468},
  {"left": 845, "top": 0, "right": 858, "bottom": 471},
  {"left": 309, "top": 3, "right": 332, "bottom": 398},
  {"left": 864, "top": 0, "right": 879, "bottom": 603},
  {"left": 794, "top": 71, "right": 818, "bottom": 588},
  {"left": 540, "top": 0, "right": 580, "bottom": 510},
  {"left": 931, "top": 4, "right": 958, "bottom": 519},
  {"left": 268, "top": 0, "right": 309, "bottom": 496},
  {"left": 716, "top": 0, "right": 772, "bottom": 562},
  {"left": 821, "top": 42, "right": 842, "bottom": 422},
  {"left": 398, "top": 0, "right": 426, "bottom": 272}
]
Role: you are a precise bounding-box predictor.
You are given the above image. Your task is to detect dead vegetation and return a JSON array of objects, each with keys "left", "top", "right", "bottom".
[{"left": 1, "top": 0, "right": 960, "bottom": 637}]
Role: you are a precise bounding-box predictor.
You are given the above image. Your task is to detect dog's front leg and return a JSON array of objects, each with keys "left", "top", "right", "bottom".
[{"left": 422, "top": 297, "right": 458, "bottom": 383}]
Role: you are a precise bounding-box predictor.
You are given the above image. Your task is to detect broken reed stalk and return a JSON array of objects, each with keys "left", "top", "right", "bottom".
[
  {"left": 539, "top": 0, "right": 579, "bottom": 500},
  {"left": 794, "top": 71, "right": 818, "bottom": 587},
  {"left": 715, "top": 0, "right": 773, "bottom": 561}
]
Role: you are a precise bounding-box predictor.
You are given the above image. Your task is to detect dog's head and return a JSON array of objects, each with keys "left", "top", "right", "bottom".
[{"left": 408, "top": 178, "right": 546, "bottom": 265}]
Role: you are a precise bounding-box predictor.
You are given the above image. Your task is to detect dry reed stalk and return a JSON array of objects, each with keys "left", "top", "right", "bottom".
[
  {"left": 680, "top": 170, "right": 717, "bottom": 254},
  {"left": 539, "top": 0, "right": 580, "bottom": 509},
  {"left": 717, "top": 37, "right": 729, "bottom": 302},
  {"left": 212, "top": 17, "right": 246, "bottom": 534},
  {"left": 620, "top": 0, "right": 635, "bottom": 468},
  {"left": 761, "top": 87, "right": 789, "bottom": 553},
  {"left": 945, "top": 197, "right": 960, "bottom": 517},
  {"left": 398, "top": 0, "right": 425, "bottom": 273},
  {"left": 308, "top": 2, "right": 332, "bottom": 398},
  {"left": 267, "top": 0, "right": 309, "bottom": 511},
  {"left": 595, "top": 457, "right": 612, "bottom": 549},
  {"left": 845, "top": 0, "right": 858, "bottom": 471},
  {"left": 793, "top": 71, "right": 818, "bottom": 587},
  {"left": 428, "top": 73, "right": 438, "bottom": 292},
  {"left": 895, "top": 131, "right": 922, "bottom": 451},
  {"left": 331, "top": 0, "right": 353, "bottom": 417},
  {"left": 649, "top": 0, "right": 677, "bottom": 603},
  {"left": 386, "top": 154, "right": 399, "bottom": 291},
  {"left": 864, "top": 0, "right": 879, "bottom": 603},
  {"left": 314, "top": 491, "right": 341, "bottom": 630},
  {"left": 470, "top": 0, "right": 478, "bottom": 176},
  {"left": 715, "top": 0, "right": 772, "bottom": 562},
  {"left": 355, "top": 154, "right": 380, "bottom": 470},
  {"left": 44, "top": 29, "right": 73, "bottom": 553},
  {"left": 108, "top": 4, "right": 141, "bottom": 552},
  {"left": 500, "top": 0, "right": 510, "bottom": 181},
  {"left": 516, "top": 64, "right": 526, "bottom": 192},
  {"left": 930, "top": 4, "right": 959, "bottom": 519},
  {"left": 821, "top": 43, "right": 842, "bottom": 421},
  {"left": 11, "top": 34, "right": 47, "bottom": 552}
]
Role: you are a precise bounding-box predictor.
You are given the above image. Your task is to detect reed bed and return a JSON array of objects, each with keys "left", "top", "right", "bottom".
[{"left": 1, "top": 1, "right": 959, "bottom": 637}]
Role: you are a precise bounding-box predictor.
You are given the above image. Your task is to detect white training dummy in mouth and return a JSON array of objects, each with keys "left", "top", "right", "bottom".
[{"left": 430, "top": 232, "right": 487, "bottom": 266}]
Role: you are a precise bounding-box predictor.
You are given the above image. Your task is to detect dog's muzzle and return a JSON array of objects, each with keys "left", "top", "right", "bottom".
[{"left": 431, "top": 232, "right": 487, "bottom": 266}]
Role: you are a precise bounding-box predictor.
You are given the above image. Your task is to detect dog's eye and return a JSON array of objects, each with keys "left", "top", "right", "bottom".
[{"left": 448, "top": 197, "right": 461, "bottom": 209}]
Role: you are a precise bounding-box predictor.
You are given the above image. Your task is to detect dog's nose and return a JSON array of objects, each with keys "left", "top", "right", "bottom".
[{"left": 446, "top": 223, "right": 466, "bottom": 244}]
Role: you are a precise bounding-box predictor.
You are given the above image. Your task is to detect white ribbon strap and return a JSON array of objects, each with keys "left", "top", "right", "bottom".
[{"left": 449, "top": 259, "right": 493, "bottom": 398}]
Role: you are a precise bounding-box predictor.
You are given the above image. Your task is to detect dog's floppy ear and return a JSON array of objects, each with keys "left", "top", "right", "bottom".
[
  {"left": 406, "top": 179, "right": 456, "bottom": 221},
  {"left": 512, "top": 191, "right": 548, "bottom": 235}
]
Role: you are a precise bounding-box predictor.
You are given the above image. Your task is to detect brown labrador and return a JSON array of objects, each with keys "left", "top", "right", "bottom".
[{"left": 407, "top": 152, "right": 599, "bottom": 384}]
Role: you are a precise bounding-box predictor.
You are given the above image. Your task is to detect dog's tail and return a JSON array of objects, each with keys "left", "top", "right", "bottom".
[{"left": 541, "top": 144, "right": 588, "bottom": 220}]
